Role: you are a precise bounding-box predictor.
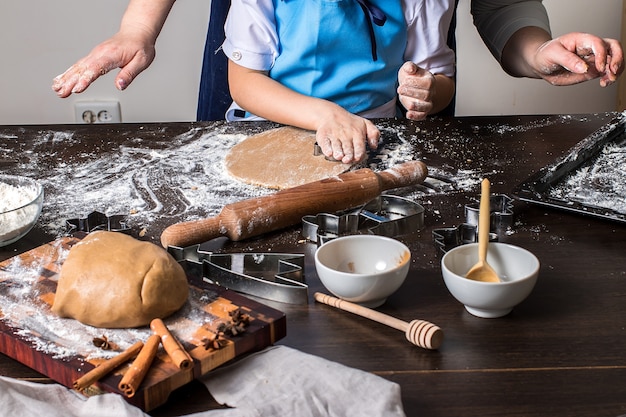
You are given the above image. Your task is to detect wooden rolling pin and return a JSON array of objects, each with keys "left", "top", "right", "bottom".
[
  {"left": 160, "top": 160, "right": 427, "bottom": 248},
  {"left": 315, "top": 292, "right": 443, "bottom": 350}
]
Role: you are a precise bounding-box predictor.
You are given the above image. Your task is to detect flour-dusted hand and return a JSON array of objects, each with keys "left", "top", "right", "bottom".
[
  {"left": 397, "top": 62, "right": 436, "bottom": 121},
  {"left": 52, "top": 31, "right": 156, "bottom": 97},
  {"left": 500, "top": 27, "right": 624, "bottom": 88},
  {"left": 314, "top": 107, "right": 380, "bottom": 164},
  {"left": 397, "top": 61, "right": 455, "bottom": 120},
  {"left": 533, "top": 32, "right": 623, "bottom": 87}
]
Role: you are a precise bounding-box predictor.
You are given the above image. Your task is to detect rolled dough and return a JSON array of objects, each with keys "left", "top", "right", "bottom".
[
  {"left": 224, "top": 126, "right": 352, "bottom": 189},
  {"left": 52, "top": 231, "right": 189, "bottom": 328}
]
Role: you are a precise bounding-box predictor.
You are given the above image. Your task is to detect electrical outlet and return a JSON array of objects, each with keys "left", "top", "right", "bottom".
[{"left": 75, "top": 100, "right": 122, "bottom": 124}]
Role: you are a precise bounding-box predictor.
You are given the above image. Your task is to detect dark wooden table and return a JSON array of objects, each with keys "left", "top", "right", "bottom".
[{"left": 2, "top": 114, "right": 625, "bottom": 417}]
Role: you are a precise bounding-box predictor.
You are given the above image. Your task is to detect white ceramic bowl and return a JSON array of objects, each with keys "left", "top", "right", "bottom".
[
  {"left": 0, "top": 174, "right": 44, "bottom": 247},
  {"left": 314, "top": 235, "right": 411, "bottom": 308},
  {"left": 441, "top": 242, "right": 539, "bottom": 318}
]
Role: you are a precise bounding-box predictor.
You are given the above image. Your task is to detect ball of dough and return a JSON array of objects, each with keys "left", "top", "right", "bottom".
[{"left": 52, "top": 231, "right": 188, "bottom": 328}]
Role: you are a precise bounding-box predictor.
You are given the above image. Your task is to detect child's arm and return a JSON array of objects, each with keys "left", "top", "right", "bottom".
[
  {"left": 228, "top": 61, "right": 380, "bottom": 164},
  {"left": 397, "top": 62, "right": 455, "bottom": 120}
]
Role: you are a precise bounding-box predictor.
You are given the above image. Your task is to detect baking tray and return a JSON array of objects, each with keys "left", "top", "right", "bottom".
[{"left": 512, "top": 113, "right": 626, "bottom": 224}]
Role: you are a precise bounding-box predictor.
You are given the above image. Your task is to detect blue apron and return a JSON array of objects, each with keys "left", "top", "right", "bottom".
[{"left": 270, "top": 0, "right": 406, "bottom": 114}]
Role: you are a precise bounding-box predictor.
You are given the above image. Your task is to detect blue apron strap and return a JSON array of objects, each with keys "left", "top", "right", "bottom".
[
  {"left": 197, "top": 0, "right": 232, "bottom": 121},
  {"left": 355, "top": 0, "right": 386, "bottom": 61}
]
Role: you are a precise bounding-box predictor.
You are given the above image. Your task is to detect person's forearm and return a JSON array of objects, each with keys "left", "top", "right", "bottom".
[
  {"left": 471, "top": 0, "right": 551, "bottom": 63},
  {"left": 119, "top": 0, "right": 176, "bottom": 44},
  {"left": 228, "top": 62, "right": 344, "bottom": 131},
  {"left": 500, "top": 26, "right": 551, "bottom": 78}
]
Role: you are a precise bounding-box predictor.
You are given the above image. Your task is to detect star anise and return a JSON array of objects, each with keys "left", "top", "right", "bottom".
[
  {"left": 229, "top": 308, "right": 251, "bottom": 327},
  {"left": 92, "top": 335, "right": 119, "bottom": 351},
  {"left": 202, "top": 331, "right": 228, "bottom": 351},
  {"left": 219, "top": 320, "right": 248, "bottom": 336}
]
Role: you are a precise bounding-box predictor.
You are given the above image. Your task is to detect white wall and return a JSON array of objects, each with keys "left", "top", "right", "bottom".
[
  {"left": 0, "top": 1, "right": 211, "bottom": 125},
  {"left": 0, "top": 0, "right": 621, "bottom": 125}
]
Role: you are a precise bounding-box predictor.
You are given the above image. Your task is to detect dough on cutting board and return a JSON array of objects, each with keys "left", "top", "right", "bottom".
[
  {"left": 52, "top": 231, "right": 188, "bottom": 328},
  {"left": 224, "top": 126, "right": 352, "bottom": 189}
]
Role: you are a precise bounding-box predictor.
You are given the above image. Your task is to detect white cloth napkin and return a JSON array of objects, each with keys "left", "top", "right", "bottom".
[
  {"left": 0, "top": 375, "right": 147, "bottom": 417},
  {"left": 0, "top": 346, "right": 405, "bottom": 417},
  {"left": 197, "top": 345, "right": 406, "bottom": 417}
]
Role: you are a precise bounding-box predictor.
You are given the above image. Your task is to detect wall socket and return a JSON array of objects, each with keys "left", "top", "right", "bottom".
[{"left": 75, "top": 100, "right": 122, "bottom": 124}]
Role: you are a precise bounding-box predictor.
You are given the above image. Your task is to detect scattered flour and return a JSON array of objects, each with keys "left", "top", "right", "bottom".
[
  {"left": 549, "top": 138, "right": 626, "bottom": 214},
  {"left": 1, "top": 122, "right": 488, "bottom": 243}
]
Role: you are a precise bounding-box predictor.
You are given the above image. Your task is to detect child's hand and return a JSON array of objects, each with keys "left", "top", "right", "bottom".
[
  {"left": 397, "top": 61, "right": 436, "bottom": 120},
  {"left": 314, "top": 107, "right": 380, "bottom": 164}
]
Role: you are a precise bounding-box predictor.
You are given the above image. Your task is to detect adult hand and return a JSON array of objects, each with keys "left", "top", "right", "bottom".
[
  {"left": 52, "top": 31, "right": 156, "bottom": 98},
  {"left": 397, "top": 62, "right": 436, "bottom": 120},
  {"left": 315, "top": 108, "right": 380, "bottom": 164},
  {"left": 531, "top": 32, "right": 623, "bottom": 87}
]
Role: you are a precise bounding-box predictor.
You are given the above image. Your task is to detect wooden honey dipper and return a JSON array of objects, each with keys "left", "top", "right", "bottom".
[{"left": 314, "top": 292, "right": 443, "bottom": 350}]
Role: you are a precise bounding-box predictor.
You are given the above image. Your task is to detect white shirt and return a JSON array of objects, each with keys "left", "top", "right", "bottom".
[{"left": 223, "top": 0, "right": 456, "bottom": 77}]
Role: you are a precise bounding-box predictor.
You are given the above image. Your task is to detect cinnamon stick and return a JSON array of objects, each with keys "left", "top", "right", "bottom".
[
  {"left": 118, "top": 334, "right": 161, "bottom": 397},
  {"left": 150, "top": 318, "right": 194, "bottom": 370},
  {"left": 73, "top": 341, "right": 144, "bottom": 392}
]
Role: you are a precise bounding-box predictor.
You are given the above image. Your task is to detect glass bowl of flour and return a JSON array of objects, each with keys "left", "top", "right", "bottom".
[{"left": 0, "top": 174, "right": 44, "bottom": 247}]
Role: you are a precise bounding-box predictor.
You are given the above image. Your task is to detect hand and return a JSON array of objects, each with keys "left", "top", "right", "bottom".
[
  {"left": 52, "top": 31, "right": 156, "bottom": 97},
  {"left": 397, "top": 61, "right": 436, "bottom": 120},
  {"left": 314, "top": 108, "right": 380, "bottom": 164},
  {"left": 532, "top": 32, "right": 623, "bottom": 86}
]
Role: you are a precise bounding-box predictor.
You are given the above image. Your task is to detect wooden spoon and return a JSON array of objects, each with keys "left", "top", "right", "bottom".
[{"left": 465, "top": 178, "right": 500, "bottom": 282}]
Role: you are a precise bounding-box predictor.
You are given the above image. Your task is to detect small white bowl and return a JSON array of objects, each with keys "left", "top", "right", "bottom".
[
  {"left": 441, "top": 242, "right": 539, "bottom": 318},
  {"left": 314, "top": 235, "right": 411, "bottom": 308},
  {"left": 0, "top": 174, "right": 44, "bottom": 247}
]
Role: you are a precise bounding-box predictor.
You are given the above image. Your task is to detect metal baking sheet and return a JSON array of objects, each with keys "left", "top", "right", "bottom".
[{"left": 512, "top": 113, "right": 626, "bottom": 224}]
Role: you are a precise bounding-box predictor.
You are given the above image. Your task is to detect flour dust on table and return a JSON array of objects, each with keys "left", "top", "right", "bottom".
[{"left": 3, "top": 117, "right": 585, "bottom": 243}]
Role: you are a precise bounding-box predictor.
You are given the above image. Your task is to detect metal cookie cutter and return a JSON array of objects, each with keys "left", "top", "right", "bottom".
[
  {"left": 168, "top": 245, "right": 308, "bottom": 304},
  {"left": 432, "top": 195, "right": 513, "bottom": 254},
  {"left": 464, "top": 194, "right": 514, "bottom": 234},
  {"left": 432, "top": 224, "right": 498, "bottom": 254},
  {"left": 301, "top": 211, "right": 360, "bottom": 244},
  {"left": 302, "top": 195, "right": 425, "bottom": 244},
  {"left": 313, "top": 142, "right": 340, "bottom": 162},
  {"left": 65, "top": 211, "right": 131, "bottom": 235},
  {"left": 360, "top": 195, "right": 425, "bottom": 237}
]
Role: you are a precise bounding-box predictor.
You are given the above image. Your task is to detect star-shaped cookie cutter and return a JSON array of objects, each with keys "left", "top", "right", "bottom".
[{"left": 168, "top": 245, "right": 308, "bottom": 305}]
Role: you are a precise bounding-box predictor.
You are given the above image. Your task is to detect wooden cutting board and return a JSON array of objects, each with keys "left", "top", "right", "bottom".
[{"left": 0, "top": 235, "right": 286, "bottom": 411}]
